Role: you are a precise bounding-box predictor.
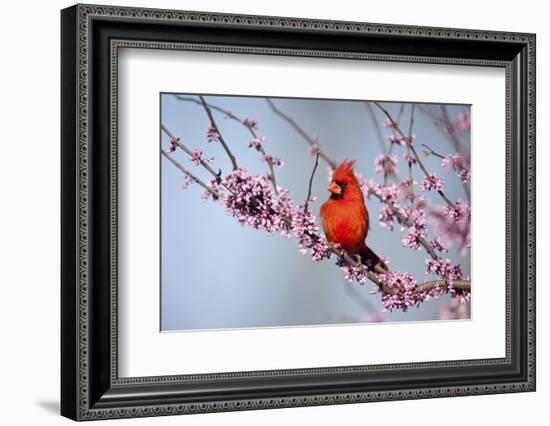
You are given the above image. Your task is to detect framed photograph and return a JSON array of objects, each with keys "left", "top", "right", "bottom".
[{"left": 61, "top": 4, "right": 536, "bottom": 421}]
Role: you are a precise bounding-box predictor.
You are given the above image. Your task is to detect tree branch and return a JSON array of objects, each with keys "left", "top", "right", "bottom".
[
  {"left": 198, "top": 95, "right": 238, "bottom": 170},
  {"left": 175, "top": 95, "right": 279, "bottom": 193},
  {"left": 161, "top": 150, "right": 221, "bottom": 199},
  {"left": 365, "top": 102, "right": 388, "bottom": 155},
  {"left": 266, "top": 98, "right": 338, "bottom": 170},
  {"left": 304, "top": 152, "right": 320, "bottom": 213},
  {"left": 415, "top": 279, "right": 471, "bottom": 293},
  {"left": 421, "top": 143, "right": 471, "bottom": 201},
  {"left": 406, "top": 104, "right": 416, "bottom": 190},
  {"left": 421, "top": 143, "right": 446, "bottom": 159},
  {"left": 417, "top": 104, "right": 471, "bottom": 164},
  {"left": 374, "top": 102, "right": 456, "bottom": 209}
]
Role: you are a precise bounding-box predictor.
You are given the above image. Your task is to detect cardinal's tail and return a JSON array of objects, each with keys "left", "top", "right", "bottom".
[{"left": 357, "top": 244, "right": 389, "bottom": 274}]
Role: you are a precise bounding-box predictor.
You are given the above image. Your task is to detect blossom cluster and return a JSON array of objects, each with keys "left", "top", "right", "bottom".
[
  {"left": 241, "top": 117, "right": 258, "bottom": 130},
  {"left": 388, "top": 133, "right": 415, "bottom": 146},
  {"left": 377, "top": 272, "right": 426, "bottom": 311},
  {"left": 336, "top": 257, "right": 369, "bottom": 285},
  {"left": 454, "top": 111, "right": 471, "bottom": 132},
  {"left": 425, "top": 257, "right": 470, "bottom": 303},
  {"left": 420, "top": 173, "right": 444, "bottom": 192},
  {"left": 261, "top": 154, "right": 285, "bottom": 168},
  {"left": 207, "top": 125, "right": 220, "bottom": 144},
  {"left": 189, "top": 149, "right": 214, "bottom": 166},
  {"left": 221, "top": 168, "right": 291, "bottom": 235},
  {"left": 401, "top": 202, "right": 428, "bottom": 251},
  {"left": 374, "top": 154, "right": 398, "bottom": 177},
  {"left": 442, "top": 153, "right": 471, "bottom": 183},
  {"left": 292, "top": 206, "right": 332, "bottom": 262},
  {"left": 431, "top": 199, "right": 471, "bottom": 255},
  {"left": 248, "top": 136, "right": 266, "bottom": 150},
  {"left": 439, "top": 298, "right": 469, "bottom": 320}
]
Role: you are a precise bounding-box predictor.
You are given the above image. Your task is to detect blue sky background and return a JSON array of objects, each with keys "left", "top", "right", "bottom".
[{"left": 160, "top": 94, "right": 471, "bottom": 331}]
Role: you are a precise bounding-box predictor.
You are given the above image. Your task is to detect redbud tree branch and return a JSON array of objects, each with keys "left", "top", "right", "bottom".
[
  {"left": 264, "top": 100, "right": 439, "bottom": 261},
  {"left": 160, "top": 150, "right": 221, "bottom": 199},
  {"left": 406, "top": 104, "right": 416, "bottom": 188},
  {"left": 176, "top": 95, "right": 279, "bottom": 193},
  {"left": 266, "top": 99, "right": 338, "bottom": 170},
  {"left": 161, "top": 119, "right": 471, "bottom": 298},
  {"left": 304, "top": 152, "right": 320, "bottom": 212},
  {"left": 417, "top": 104, "right": 471, "bottom": 164},
  {"left": 161, "top": 124, "right": 236, "bottom": 195},
  {"left": 421, "top": 142, "right": 471, "bottom": 201},
  {"left": 198, "top": 95, "right": 238, "bottom": 170},
  {"left": 374, "top": 102, "right": 457, "bottom": 209},
  {"left": 365, "top": 102, "right": 388, "bottom": 156},
  {"left": 165, "top": 100, "right": 471, "bottom": 299}
]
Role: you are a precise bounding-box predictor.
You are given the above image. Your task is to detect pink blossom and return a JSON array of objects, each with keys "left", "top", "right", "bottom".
[
  {"left": 388, "top": 134, "right": 415, "bottom": 146},
  {"left": 166, "top": 140, "right": 177, "bottom": 153},
  {"left": 430, "top": 237, "right": 448, "bottom": 253},
  {"left": 442, "top": 153, "right": 470, "bottom": 183},
  {"left": 459, "top": 168, "right": 471, "bottom": 183},
  {"left": 378, "top": 272, "right": 424, "bottom": 312},
  {"left": 378, "top": 205, "right": 395, "bottom": 230},
  {"left": 442, "top": 153, "right": 466, "bottom": 172},
  {"left": 248, "top": 136, "right": 267, "bottom": 150},
  {"left": 383, "top": 118, "right": 398, "bottom": 128},
  {"left": 241, "top": 117, "right": 258, "bottom": 130},
  {"left": 292, "top": 207, "right": 331, "bottom": 261},
  {"left": 398, "top": 179, "right": 416, "bottom": 201},
  {"left": 222, "top": 168, "right": 291, "bottom": 235},
  {"left": 431, "top": 200, "right": 471, "bottom": 255},
  {"left": 181, "top": 175, "right": 193, "bottom": 189},
  {"left": 454, "top": 111, "right": 471, "bottom": 131},
  {"left": 420, "top": 173, "right": 444, "bottom": 192},
  {"left": 261, "top": 154, "right": 285, "bottom": 168},
  {"left": 309, "top": 141, "right": 321, "bottom": 156},
  {"left": 440, "top": 299, "right": 469, "bottom": 320},
  {"left": 360, "top": 312, "right": 386, "bottom": 323},
  {"left": 189, "top": 149, "right": 202, "bottom": 164},
  {"left": 403, "top": 153, "right": 417, "bottom": 164},
  {"left": 336, "top": 258, "right": 368, "bottom": 285},
  {"left": 207, "top": 126, "right": 220, "bottom": 144},
  {"left": 374, "top": 154, "right": 399, "bottom": 177},
  {"left": 401, "top": 200, "right": 427, "bottom": 250},
  {"left": 425, "top": 257, "right": 470, "bottom": 303}
]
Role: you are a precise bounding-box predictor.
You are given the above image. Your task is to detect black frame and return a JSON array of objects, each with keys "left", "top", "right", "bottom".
[{"left": 61, "top": 4, "right": 536, "bottom": 421}]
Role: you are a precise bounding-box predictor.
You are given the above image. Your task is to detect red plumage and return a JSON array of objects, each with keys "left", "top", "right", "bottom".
[{"left": 320, "top": 160, "right": 387, "bottom": 272}]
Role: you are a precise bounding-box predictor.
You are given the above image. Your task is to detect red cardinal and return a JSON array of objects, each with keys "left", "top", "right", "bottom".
[{"left": 320, "top": 160, "right": 388, "bottom": 273}]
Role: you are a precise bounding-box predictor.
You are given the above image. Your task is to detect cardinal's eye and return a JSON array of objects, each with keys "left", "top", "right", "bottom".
[{"left": 335, "top": 180, "right": 347, "bottom": 190}]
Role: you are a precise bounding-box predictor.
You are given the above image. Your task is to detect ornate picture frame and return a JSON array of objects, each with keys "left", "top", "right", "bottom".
[{"left": 61, "top": 4, "right": 535, "bottom": 421}]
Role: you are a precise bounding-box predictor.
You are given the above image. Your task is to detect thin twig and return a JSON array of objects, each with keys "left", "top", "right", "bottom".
[
  {"left": 266, "top": 98, "right": 338, "bottom": 170},
  {"left": 161, "top": 150, "right": 221, "bottom": 199},
  {"left": 365, "top": 102, "right": 388, "bottom": 155},
  {"left": 374, "top": 102, "right": 456, "bottom": 209},
  {"left": 198, "top": 95, "right": 238, "bottom": 170},
  {"left": 304, "top": 152, "right": 320, "bottom": 212},
  {"left": 421, "top": 143, "right": 446, "bottom": 159},
  {"left": 161, "top": 125, "right": 222, "bottom": 182},
  {"left": 406, "top": 104, "right": 416, "bottom": 192},
  {"left": 417, "top": 104, "right": 471, "bottom": 164},
  {"left": 421, "top": 143, "right": 471, "bottom": 201},
  {"left": 440, "top": 105, "right": 471, "bottom": 164},
  {"left": 175, "top": 95, "right": 279, "bottom": 193}
]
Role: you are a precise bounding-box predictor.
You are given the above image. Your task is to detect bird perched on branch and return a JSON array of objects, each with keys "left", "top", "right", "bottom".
[{"left": 320, "top": 160, "right": 388, "bottom": 274}]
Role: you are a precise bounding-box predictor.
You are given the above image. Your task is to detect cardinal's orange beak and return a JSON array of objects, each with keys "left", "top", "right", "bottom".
[{"left": 327, "top": 181, "right": 342, "bottom": 195}]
